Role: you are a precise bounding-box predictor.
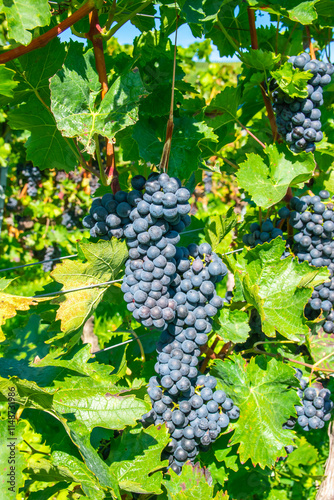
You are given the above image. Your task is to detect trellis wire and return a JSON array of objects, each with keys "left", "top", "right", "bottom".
[
  {"left": 92, "top": 331, "right": 153, "bottom": 354},
  {"left": 28, "top": 248, "right": 243, "bottom": 299}
]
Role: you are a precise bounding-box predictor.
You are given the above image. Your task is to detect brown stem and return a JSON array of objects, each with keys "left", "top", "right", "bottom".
[
  {"left": 200, "top": 337, "right": 221, "bottom": 373},
  {"left": 0, "top": 0, "right": 95, "bottom": 64},
  {"left": 247, "top": 7, "right": 279, "bottom": 142},
  {"left": 87, "top": 9, "right": 120, "bottom": 193},
  {"left": 160, "top": 13, "right": 178, "bottom": 172},
  {"left": 306, "top": 26, "right": 316, "bottom": 60}
]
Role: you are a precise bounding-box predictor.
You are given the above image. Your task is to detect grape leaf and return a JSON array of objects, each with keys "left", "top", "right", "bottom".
[
  {"left": 271, "top": 62, "right": 312, "bottom": 98},
  {"left": 212, "top": 354, "right": 300, "bottom": 468},
  {"left": 285, "top": 436, "right": 318, "bottom": 476},
  {"left": 107, "top": 424, "right": 170, "bottom": 494},
  {"left": 8, "top": 94, "right": 78, "bottom": 171},
  {"left": 204, "top": 206, "right": 238, "bottom": 253},
  {"left": 50, "top": 239, "right": 128, "bottom": 336},
  {"left": 288, "top": 1, "right": 319, "bottom": 24},
  {"left": 0, "top": 277, "right": 42, "bottom": 342},
  {"left": 0, "top": 419, "right": 27, "bottom": 497},
  {"left": 216, "top": 309, "right": 250, "bottom": 344},
  {"left": 236, "top": 144, "right": 316, "bottom": 209},
  {"left": 162, "top": 462, "right": 217, "bottom": 499},
  {"left": 0, "top": 65, "right": 18, "bottom": 97},
  {"left": 241, "top": 49, "right": 280, "bottom": 71},
  {"left": 205, "top": 85, "right": 242, "bottom": 131},
  {"left": 0, "top": 0, "right": 51, "bottom": 45},
  {"left": 50, "top": 45, "right": 146, "bottom": 155},
  {"left": 307, "top": 331, "right": 334, "bottom": 371},
  {"left": 25, "top": 451, "right": 105, "bottom": 500},
  {"left": 226, "top": 238, "right": 329, "bottom": 341}
]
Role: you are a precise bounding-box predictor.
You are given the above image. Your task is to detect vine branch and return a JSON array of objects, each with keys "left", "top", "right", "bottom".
[
  {"left": 306, "top": 26, "right": 316, "bottom": 60},
  {"left": 87, "top": 9, "right": 120, "bottom": 192},
  {"left": 247, "top": 7, "right": 279, "bottom": 142},
  {"left": 0, "top": 0, "right": 95, "bottom": 64}
]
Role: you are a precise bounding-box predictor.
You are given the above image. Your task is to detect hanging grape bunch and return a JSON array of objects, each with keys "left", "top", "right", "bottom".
[
  {"left": 271, "top": 53, "right": 334, "bottom": 153},
  {"left": 21, "top": 165, "right": 41, "bottom": 197},
  {"left": 284, "top": 369, "right": 333, "bottom": 432}
]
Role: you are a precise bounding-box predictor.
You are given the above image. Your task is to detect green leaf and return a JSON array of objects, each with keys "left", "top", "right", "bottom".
[
  {"left": 8, "top": 94, "right": 78, "bottom": 171},
  {"left": 285, "top": 436, "right": 318, "bottom": 476},
  {"left": 226, "top": 238, "right": 329, "bottom": 341},
  {"left": 241, "top": 49, "right": 280, "bottom": 71},
  {"left": 204, "top": 206, "right": 238, "bottom": 253},
  {"left": 25, "top": 451, "right": 105, "bottom": 499},
  {"left": 0, "top": 420, "right": 27, "bottom": 497},
  {"left": 212, "top": 354, "right": 300, "bottom": 468},
  {"left": 50, "top": 46, "right": 146, "bottom": 155},
  {"left": 288, "top": 1, "right": 319, "bottom": 24},
  {"left": 205, "top": 85, "right": 242, "bottom": 131},
  {"left": 107, "top": 424, "right": 170, "bottom": 494},
  {"left": 216, "top": 309, "right": 250, "bottom": 344},
  {"left": 236, "top": 144, "right": 316, "bottom": 209},
  {"left": 50, "top": 239, "right": 128, "bottom": 336},
  {"left": 271, "top": 62, "right": 312, "bottom": 98},
  {"left": 0, "top": 65, "right": 18, "bottom": 97},
  {"left": 163, "top": 462, "right": 217, "bottom": 499},
  {"left": 0, "top": 0, "right": 51, "bottom": 45}
]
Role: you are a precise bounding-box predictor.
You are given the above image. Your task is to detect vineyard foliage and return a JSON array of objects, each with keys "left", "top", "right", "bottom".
[{"left": 0, "top": 0, "right": 334, "bottom": 499}]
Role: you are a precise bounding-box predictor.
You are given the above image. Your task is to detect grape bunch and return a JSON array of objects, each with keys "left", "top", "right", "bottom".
[
  {"left": 203, "top": 171, "right": 213, "bottom": 194},
  {"left": 82, "top": 190, "right": 137, "bottom": 239},
  {"left": 271, "top": 53, "right": 333, "bottom": 153},
  {"left": 62, "top": 205, "right": 83, "bottom": 230},
  {"left": 42, "top": 245, "right": 61, "bottom": 273},
  {"left": 284, "top": 369, "right": 333, "bottom": 432},
  {"left": 22, "top": 166, "right": 41, "bottom": 197},
  {"left": 242, "top": 216, "right": 291, "bottom": 258},
  {"left": 6, "top": 198, "right": 18, "bottom": 212},
  {"left": 141, "top": 244, "right": 236, "bottom": 473},
  {"left": 144, "top": 374, "right": 239, "bottom": 474},
  {"left": 286, "top": 190, "right": 334, "bottom": 332}
]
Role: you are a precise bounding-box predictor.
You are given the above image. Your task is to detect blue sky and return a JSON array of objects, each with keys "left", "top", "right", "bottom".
[{"left": 59, "top": 10, "right": 273, "bottom": 62}]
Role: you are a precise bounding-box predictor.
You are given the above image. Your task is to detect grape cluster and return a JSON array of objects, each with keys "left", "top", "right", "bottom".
[
  {"left": 141, "top": 245, "right": 237, "bottom": 473},
  {"left": 144, "top": 373, "right": 239, "bottom": 474},
  {"left": 286, "top": 190, "right": 334, "bottom": 332},
  {"left": 6, "top": 198, "right": 18, "bottom": 212},
  {"left": 272, "top": 53, "right": 333, "bottom": 153},
  {"left": 284, "top": 369, "right": 333, "bottom": 432},
  {"left": 61, "top": 205, "right": 83, "bottom": 229},
  {"left": 83, "top": 191, "right": 135, "bottom": 239},
  {"left": 203, "top": 171, "right": 213, "bottom": 194},
  {"left": 120, "top": 173, "right": 192, "bottom": 331},
  {"left": 42, "top": 245, "right": 61, "bottom": 273},
  {"left": 22, "top": 166, "right": 41, "bottom": 197},
  {"left": 242, "top": 216, "right": 291, "bottom": 258}
]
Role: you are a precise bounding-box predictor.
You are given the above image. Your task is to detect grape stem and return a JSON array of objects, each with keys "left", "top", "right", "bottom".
[
  {"left": 306, "top": 26, "right": 316, "bottom": 60},
  {"left": 87, "top": 9, "right": 120, "bottom": 193},
  {"left": 0, "top": 0, "right": 96, "bottom": 64},
  {"left": 247, "top": 7, "right": 280, "bottom": 142},
  {"left": 310, "top": 351, "right": 334, "bottom": 381}
]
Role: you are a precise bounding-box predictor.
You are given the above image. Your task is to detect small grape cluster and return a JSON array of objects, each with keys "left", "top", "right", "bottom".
[
  {"left": 42, "top": 245, "right": 61, "bottom": 273},
  {"left": 22, "top": 166, "right": 41, "bottom": 197},
  {"left": 284, "top": 369, "right": 333, "bottom": 432},
  {"left": 203, "top": 171, "right": 213, "bottom": 194},
  {"left": 287, "top": 190, "right": 334, "bottom": 332},
  {"left": 272, "top": 53, "right": 333, "bottom": 153},
  {"left": 143, "top": 373, "right": 239, "bottom": 474},
  {"left": 242, "top": 218, "right": 284, "bottom": 247},
  {"left": 62, "top": 205, "right": 83, "bottom": 230},
  {"left": 6, "top": 198, "right": 18, "bottom": 212}
]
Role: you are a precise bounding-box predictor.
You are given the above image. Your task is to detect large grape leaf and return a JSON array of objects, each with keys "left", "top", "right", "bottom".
[
  {"left": 50, "top": 45, "right": 146, "bottom": 155},
  {"left": 8, "top": 95, "right": 78, "bottom": 171},
  {"left": 236, "top": 144, "right": 316, "bottom": 209},
  {"left": 247, "top": 1, "right": 319, "bottom": 25},
  {"left": 226, "top": 238, "right": 329, "bottom": 340},
  {"left": 50, "top": 239, "right": 128, "bottom": 336},
  {"left": 212, "top": 354, "right": 300, "bottom": 468},
  {"left": 3, "top": 38, "right": 66, "bottom": 106},
  {"left": 0, "top": 0, "right": 51, "bottom": 45},
  {"left": 0, "top": 278, "right": 43, "bottom": 342},
  {"left": 0, "top": 65, "right": 18, "bottom": 97},
  {"left": 106, "top": 424, "right": 169, "bottom": 494},
  {"left": 0, "top": 419, "right": 27, "bottom": 497},
  {"left": 241, "top": 49, "right": 280, "bottom": 71}
]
